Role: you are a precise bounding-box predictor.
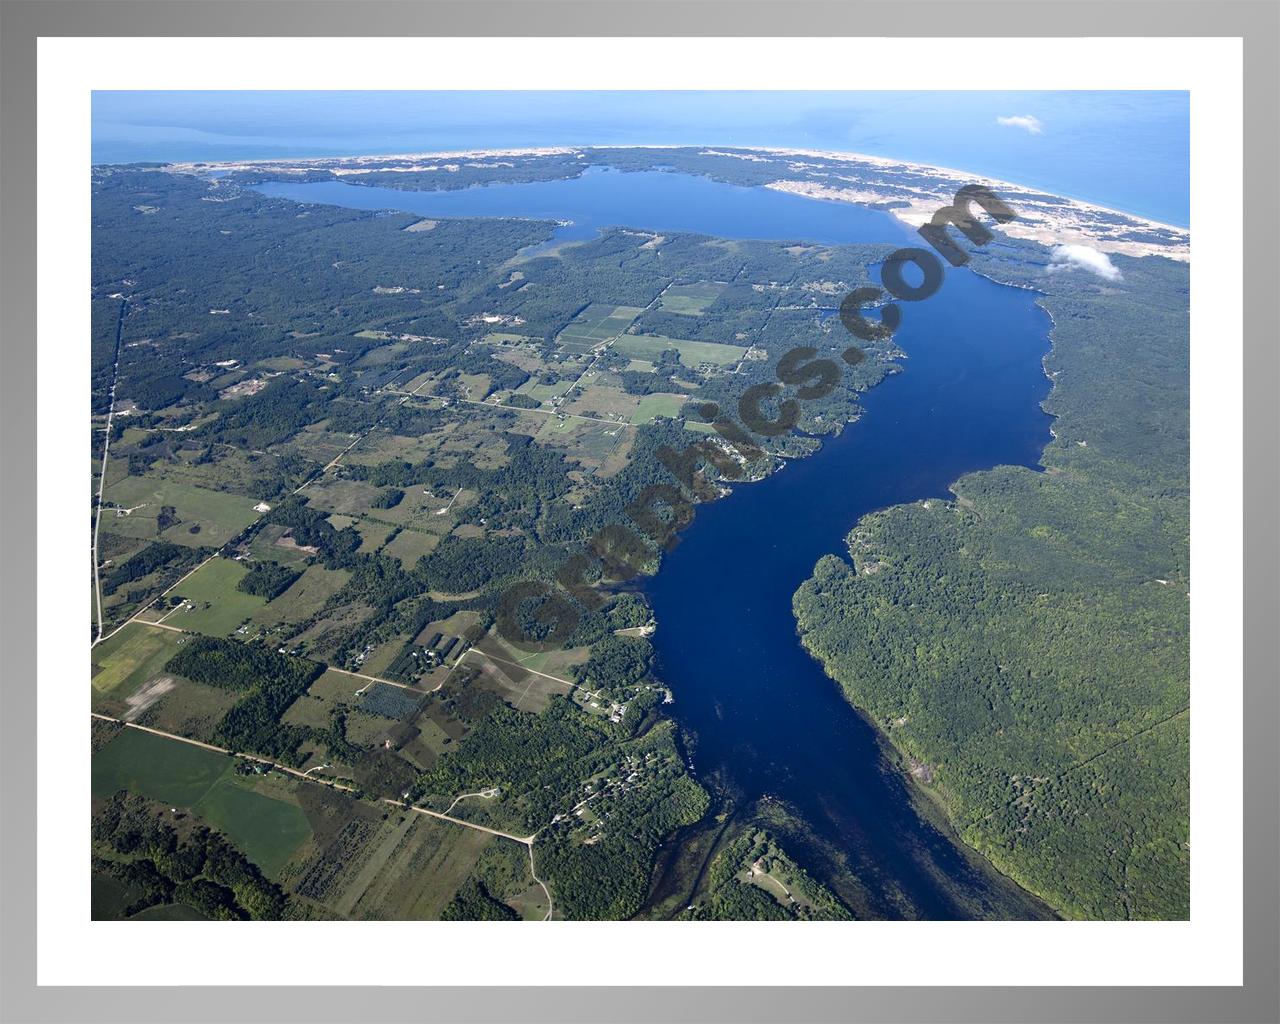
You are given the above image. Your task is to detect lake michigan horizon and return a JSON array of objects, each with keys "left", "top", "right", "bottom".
[{"left": 92, "top": 91, "right": 1190, "bottom": 226}]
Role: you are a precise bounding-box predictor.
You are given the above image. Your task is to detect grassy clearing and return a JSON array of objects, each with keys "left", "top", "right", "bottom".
[
  {"left": 354, "top": 341, "right": 410, "bottom": 367},
  {"left": 411, "top": 610, "right": 480, "bottom": 649},
  {"left": 514, "top": 380, "right": 570, "bottom": 405},
  {"left": 310, "top": 668, "right": 368, "bottom": 702},
  {"left": 562, "top": 382, "right": 640, "bottom": 422},
  {"left": 281, "top": 690, "right": 334, "bottom": 730},
  {"left": 92, "top": 726, "right": 233, "bottom": 806},
  {"left": 101, "top": 475, "right": 261, "bottom": 549},
  {"left": 278, "top": 424, "right": 362, "bottom": 466},
  {"left": 135, "top": 677, "right": 240, "bottom": 745},
  {"left": 466, "top": 637, "right": 584, "bottom": 712},
  {"left": 91, "top": 621, "right": 187, "bottom": 695},
  {"left": 252, "top": 356, "right": 308, "bottom": 372},
  {"left": 252, "top": 564, "right": 350, "bottom": 628},
  {"left": 658, "top": 281, "right": 728, "bottom": 315},
  {"left": 248, "top": 524, "right": 313, "bottom": 567},
  {"left": 613, "top": 333, "right": 746, "bottom": 367},
  {"left": 483, "top": 332, "right": 535, "bottom": 345},
  {"left": 457, "top": 373, "right": 492, "bottom": 401},
  {"left": 343, "top": 430, "right": 441, "bottom": 466},
  {"left": 632, "top": 393, "right": 691, "bottom": 424},
  {"left": 168, "top": 557, "right": 265, "bottom": 637},
  {"left": 381, "top": 528, "right": 440, "bottom": 568},
  {"left": 192, "top": 776, "right": 313, "bottom": 879},
  {"left": 301, "top": 478, "right": 383, "bottom": 518},
  {"left": 505, "top": 644, "right": 590, "bottom": 679},
  {"left": 354, "top": 518, "right": 395, "bottom": 552},
  {"left": 343, "top": 709, "right": 394, "bottom": 746},
  {"left": 358, "top": 634, "right": 411, "bottom": 677},
  {"left": 397, "top": 714, "right": 454, "bottom": 769},
  {"left": 533, "top": 416, "right": 626, "bottom": 466},
  {"left": 281, "top": 667, "right": 368, "bottom": 734},
  {"left": 478, "top": 665, "right": 567, "bottom": 713},
  {"left": 507, "top": 883, "right": 552, "bottom": 921},
  {"left": 534, "top": 416, "right": 575, "bottom": 440}
]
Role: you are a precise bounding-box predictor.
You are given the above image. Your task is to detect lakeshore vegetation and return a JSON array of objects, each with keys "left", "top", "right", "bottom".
[{"left": 795, "top": 248, "right": 1190, "bottom": 919}]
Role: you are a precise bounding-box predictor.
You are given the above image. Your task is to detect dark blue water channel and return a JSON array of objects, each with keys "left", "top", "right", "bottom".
[
  {"left": 254, "top": 169, "right": 1056, "bottom": 918},
  {"left": 644, "top": 259, "right": 1055, "bottom": 920}
]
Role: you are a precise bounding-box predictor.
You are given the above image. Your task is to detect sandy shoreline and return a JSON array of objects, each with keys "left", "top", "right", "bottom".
[{"left": 742, "top": 145, "right": 1188, "bottom": 232}]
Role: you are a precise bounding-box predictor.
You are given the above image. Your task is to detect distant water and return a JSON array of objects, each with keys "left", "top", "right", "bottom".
[
  {"left": 249, "top": 170, "right": 1056, "bottom": 917},
  {"left": 93, "top": 90, "right": 1189, "bottom": 225},
  {"left": 253, "top": 168, "right": 918, "bottom": 249}
]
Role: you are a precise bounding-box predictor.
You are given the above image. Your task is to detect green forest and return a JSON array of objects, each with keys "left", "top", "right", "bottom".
[{"left": 795, "top": 250, "right": 1190, "bottom": 919}]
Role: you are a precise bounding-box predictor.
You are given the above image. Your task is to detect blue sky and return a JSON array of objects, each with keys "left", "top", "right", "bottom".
[{"left": 92, "top": 91, "right": 1189, "bottom": 225}]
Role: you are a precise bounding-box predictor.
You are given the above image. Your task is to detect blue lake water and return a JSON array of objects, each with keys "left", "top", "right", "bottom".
[
  {"left": 252, "top": 170, "right": 1056, "bottom": 918},
  {"left": 255, "top": 167, "right": 920, "bottom": 249},
  {"left": 643, "top": 251, "right": 1055, "bottom": 919}
]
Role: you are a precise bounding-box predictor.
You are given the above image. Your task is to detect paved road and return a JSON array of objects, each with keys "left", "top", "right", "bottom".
[{"left": 91, "top": 298, "right": 128, "bottom": 641}]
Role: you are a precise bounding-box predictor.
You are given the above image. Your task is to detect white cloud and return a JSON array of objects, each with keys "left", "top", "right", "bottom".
[
  {"left": 996, "top": 114, "right": 1044, "bottom": 135},
  {"left": 1048, "top": 244, "right": 1123, "bottom": 281}
]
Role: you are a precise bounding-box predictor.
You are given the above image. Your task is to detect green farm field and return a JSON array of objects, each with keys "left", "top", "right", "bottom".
[
  {"left": 91, "top": 621, "right": 186, "bottom": 695},
  {"left": 101, "top": 475, "right": 261, "bottom": 548},
  {"left": 93, "top": 726, "right": 314, "bottom": 880},
  {"left": 251, "top": 563, "right": 351, "bottom": 628},
  {"left": 92, "top": 726, "right": 233, "bottom": 806},
  {"left": 133, "top": 676, "right": 240, "bottom": 744},
  {"left": 658, "top": 281, "right": 728, "bottom": 315},
  {"left": 381, "top": 527, "right": 440, "bottom": 568},
  {"left": 632, "top": 393, "right": 691, "bottom": 424},
  {"left": 513, "top": 379, "right": 571, "bottom": 405},
  {"left": 247, "top": 523, "right": 314, "bottom": 567},
  {"left": 562, "top": 381, "right": 640, "bottom": 421},
  {"left": 613, "top": 333, "right": 746, "bottom": 367},
  {"left": 168, "top": 557, "right": 265, "bottom": 636},
  {"left": 555, "top": 304, "right": 642, "bottom": 354},
  {"left": 483, "top": 332, "right": 536, "bottom": 345},
  {"left": 191, "top": 776, "right": 313, "bottom": 879}
]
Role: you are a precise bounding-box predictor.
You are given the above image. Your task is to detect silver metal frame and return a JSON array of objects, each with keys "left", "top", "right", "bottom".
[{"left": 1, "top": 2, "right": 1275, "bottom": 1021}]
